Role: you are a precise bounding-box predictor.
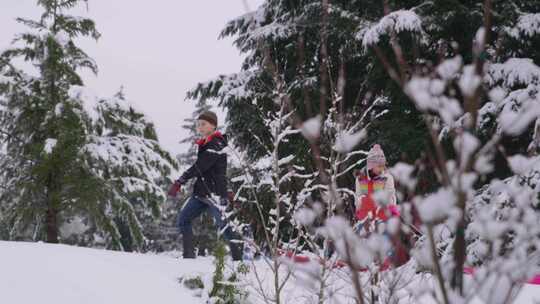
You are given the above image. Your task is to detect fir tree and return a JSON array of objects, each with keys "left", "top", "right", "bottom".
[
  {"left": 0, "top": 0, "right": 101, "bottom": 244},
  {"left": 0, "top": 1, "right": 178, "bottom": 250},
  {"left": 189, "top": 0, "right": 540, "bottom": 197},
  {"left": 187, "top": 2, "right": 540, "bottom": 298},
  {"left": 77, "top": 87, "right": 179, "bottom": 250}
]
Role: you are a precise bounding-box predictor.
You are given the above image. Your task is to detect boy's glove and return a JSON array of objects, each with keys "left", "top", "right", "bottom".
[{"left": 167, "top": 179, "right": 183, "bottom": 198}]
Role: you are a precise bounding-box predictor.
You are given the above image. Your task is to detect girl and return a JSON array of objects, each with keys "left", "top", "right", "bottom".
[{"left": 355, "top": 144, "right": 399, "bottom": 229}]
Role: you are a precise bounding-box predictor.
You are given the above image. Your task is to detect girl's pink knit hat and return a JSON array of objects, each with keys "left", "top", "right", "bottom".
[{"left": 366, "top": 144, "right": 386, "bottom": 169}]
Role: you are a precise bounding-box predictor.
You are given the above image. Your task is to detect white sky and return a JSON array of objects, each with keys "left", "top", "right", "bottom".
[{"left": 0, "top": 0, "right": 262, "bottom": 155}]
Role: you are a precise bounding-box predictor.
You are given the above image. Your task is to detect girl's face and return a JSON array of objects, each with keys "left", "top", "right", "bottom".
[
  {"left": 371, "top": 165, "right": 385, "bottom": 175},
  {"left": 197, "top": 119, "right": 216, "bottom": 137}
]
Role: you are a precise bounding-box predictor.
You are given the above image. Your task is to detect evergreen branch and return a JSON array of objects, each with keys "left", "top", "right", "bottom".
[{"left": 0, "top": 129, "right": 26, "bottom": 144}]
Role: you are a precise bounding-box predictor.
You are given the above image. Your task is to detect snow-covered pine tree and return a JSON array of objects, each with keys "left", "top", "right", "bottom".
[
  {"left": 190, "top": 0, "right": 540, "bottom": 302},
  {"left": 0, "top": 1, "right": 178, "bottom": 251},
  {"left": 196, "top": 0, "right": 539, "bottom": 195},
  {"left": 461, "top": 5, "right": 540, "bottom": 289},
  {"left": 75, "top": 87, "right": 179, "bottom": 250},
  {"left": 188, "top": 0, "right": 420, "bottom": 163},
  {"left": 0, "top": 0, "right": 101, "bottom": 244}
]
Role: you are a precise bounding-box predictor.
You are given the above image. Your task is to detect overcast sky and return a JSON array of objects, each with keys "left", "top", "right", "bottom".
[{"left": 0, "top": 0, "right": 262, "bottom": 155}]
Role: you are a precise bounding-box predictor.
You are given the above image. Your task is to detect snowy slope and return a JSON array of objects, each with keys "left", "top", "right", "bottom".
[
  {"left": 1, "top": 241, "right": 540, "bottom": 304},
  {"left": 0, "top": 241, "right": 213, "bottom": 304}
]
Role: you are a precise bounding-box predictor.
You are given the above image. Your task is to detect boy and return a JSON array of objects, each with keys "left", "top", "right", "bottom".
[{"left": 168, "top": 111, "right": 242, "bottom": 260}]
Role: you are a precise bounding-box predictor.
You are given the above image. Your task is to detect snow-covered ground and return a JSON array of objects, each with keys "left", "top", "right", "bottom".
[
  {"left": 0, "top": 241, "right": 213, "bottom": 304},
  {"left": 1, "top": 241, "right": 540, "bottom": 304}
]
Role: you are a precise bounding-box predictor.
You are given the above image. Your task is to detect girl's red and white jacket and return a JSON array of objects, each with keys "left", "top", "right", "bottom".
[{"left": 354, "top": 167, "right": 399, "bottom": 221}]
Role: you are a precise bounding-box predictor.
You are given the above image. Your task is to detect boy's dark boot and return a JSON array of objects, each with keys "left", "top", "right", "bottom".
[
  {"left": 229, "top": 241, "right": 244, "bottom": 261},
  {"left": 182, "top": 234, "right": 196, "bottom": 259}
]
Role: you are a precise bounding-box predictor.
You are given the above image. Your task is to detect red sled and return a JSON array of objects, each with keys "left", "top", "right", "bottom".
[
  {"left": 278, "top": 249, "right": 395, "bottom": 272},
  {"left": 463, "top": 266, "right": 540, "bottom": 285},
  {"left": 279, "top": 250, "right": 540, "bottom": 285}
]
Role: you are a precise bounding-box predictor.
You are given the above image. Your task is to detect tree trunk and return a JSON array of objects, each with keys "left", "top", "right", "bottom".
[
  {"left": 452, "top": 220, "right": 465, "bottom": 294},
  {"left": 452, "top": 192, "right": 467, "bottom": 294},
  {"left": 45, "top": 170, "right": 60, "bottom": 244},
  {"left": 46, "top": 204, "right": 59, "bottom": 243}
]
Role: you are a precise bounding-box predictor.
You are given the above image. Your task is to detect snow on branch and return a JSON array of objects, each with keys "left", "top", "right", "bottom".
[
  {"left": 359, "top": 10, "right": 424, "bottom": 48},
  {"left": 301, "top": 115, "right": 322, "bottom": 142},
  {"left": 43, "top": 138, "right": 57, "bottom": 154},
  {"left": 507, "top": 13, "right": 540, "bottom": 39},
  {"left": 221, "top": 2, "right": 295, "bottom": 51},
  {"left": 188, "top": 70, "right": 258, "bottom": 103},
  {"left": 85, "top": 134, "right": 176, "bottom": 180},
  {"left": 498, "top": 84, "right": 540, "bottom": 135},
  {"left": 333, "top": 130, "right": 367, "bottom": 153},
  {"left": 487, "top": 58, "right": 540, "bottom": 88},
  {"left": 405, "top": 75, "right": 463, "bottom": 126}
]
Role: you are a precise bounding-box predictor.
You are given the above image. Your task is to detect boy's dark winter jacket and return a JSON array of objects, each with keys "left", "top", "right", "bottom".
[{"left": 179, "top": 132, "right": 228, "bottom": 199}]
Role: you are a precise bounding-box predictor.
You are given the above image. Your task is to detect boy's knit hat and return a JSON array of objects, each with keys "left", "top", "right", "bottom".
[
  {"left": 366, "top": 144, "right": 386, "bottom": 170},
  {"left": 198, "top": 111, "right": 218, "bottom": 127}
]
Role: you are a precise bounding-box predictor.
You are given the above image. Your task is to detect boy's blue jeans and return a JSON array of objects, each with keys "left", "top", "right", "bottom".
[{"left": 176, "top": 196, "right": 235, "bottom": 241}]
